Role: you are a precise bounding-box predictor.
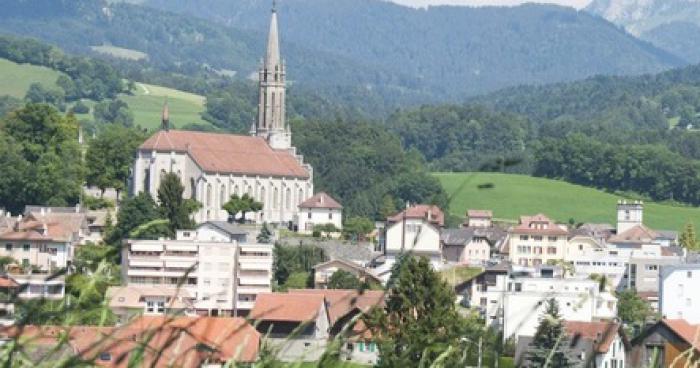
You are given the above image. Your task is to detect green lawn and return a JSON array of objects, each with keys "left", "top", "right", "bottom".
[
  {"left": 441, "top": 266, "right": 483, "bottom": 288},
  {"left": 121, "top": 82, "right": 209, "bottom": 130},
  {"left": 0, "top": 58, "right": 63, "bottom": 98},
  {"left": 90, "top": 44, "right": 148, "bottom": 61},
  {"left": 436, "top": 172, "right": 700, "bottom": 232}
]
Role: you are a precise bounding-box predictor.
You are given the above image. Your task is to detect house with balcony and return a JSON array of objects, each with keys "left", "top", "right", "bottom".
[
  {"left": 507, "top": 214, "right": 569, "bottom": 267},
  {"left": 120, "top": 221, "right": 272, "bottom": 317},
  {"left": 503, "top": 273, "right": 617, "bottom": 341},
  {"left": 106, "top": 285, "right": 195, "bottom": 325}
]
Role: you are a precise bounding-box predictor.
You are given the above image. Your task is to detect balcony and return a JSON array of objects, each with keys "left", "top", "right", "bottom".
[
  {"left": 127, "top": 268, "right": 164, "bottom": 277},
  {"left": 238, "top": 276, "right": 271, "bottom": 286}
]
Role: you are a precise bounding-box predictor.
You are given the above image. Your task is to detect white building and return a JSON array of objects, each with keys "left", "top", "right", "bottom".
[
  {"left": 503, "top": 275, "right": 617, "bottom": 340},
  {"left": 121, "top": 222, "right": 272, "bottom": 316},
  {"left": 379, "top": 205, "right": 444, "bottom": 278},
  {"left": 131, "top": 8, "right": 313, "bottom": 225},
  {"left": 466, "top": 210, "right": 493, "bottom": 228},
  {"left": 460, "top": 261, "right": 510, "bottom": 328},
  {"left": 507, "top": 214, "right": 569, "bottom": 267},
  {"left": 296, "top": 192, "right": 343, "bottom": 234},
  {"left": 660, "top": 264, "right": 700, "bottom": 323}
]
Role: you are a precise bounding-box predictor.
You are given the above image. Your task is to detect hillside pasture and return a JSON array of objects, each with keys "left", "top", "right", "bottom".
[{"left": 436, "top": 172, "right": 700, "bottom": 232}]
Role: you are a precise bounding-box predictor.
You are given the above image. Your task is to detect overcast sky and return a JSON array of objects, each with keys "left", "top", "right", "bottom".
[{"left": 387, "top": 0, "right": 593, "bottom": 9}]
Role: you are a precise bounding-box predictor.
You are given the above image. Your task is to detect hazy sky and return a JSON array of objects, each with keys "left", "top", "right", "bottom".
[{"left": 388, "top": 0, "right": 593, "bottom": 9}]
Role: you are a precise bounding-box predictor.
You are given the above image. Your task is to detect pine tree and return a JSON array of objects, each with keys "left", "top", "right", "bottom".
[
  {"left": 368, "top": 256, "right": 484, "bottom": 367},
  {"left": 257, "top": 222, "right": 273, "bottom": 243},
  {"left": 679, "top": 222, "right": 698, "bottom": 250},
  {"left": 526, "top": 298, "right": 576, "bottom": 367}
]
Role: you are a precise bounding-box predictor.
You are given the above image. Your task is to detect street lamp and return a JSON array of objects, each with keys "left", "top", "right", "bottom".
[{"left": 460, "top": 336, "right": 483, "bottom": 368}]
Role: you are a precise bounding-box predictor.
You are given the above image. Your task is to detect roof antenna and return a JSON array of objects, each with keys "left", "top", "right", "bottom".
[{"left": 161, "top": 97, "right": 170, "bottom": 132}]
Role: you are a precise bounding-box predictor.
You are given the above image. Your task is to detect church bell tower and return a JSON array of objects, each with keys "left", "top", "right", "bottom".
[{"left": 254, "top": 2, "right": 291, "bottom": 150}]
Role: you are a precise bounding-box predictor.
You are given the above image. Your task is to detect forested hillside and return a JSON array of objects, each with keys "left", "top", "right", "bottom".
[{"left": 0, "top": 0, "right": 685, "bottom": 113}]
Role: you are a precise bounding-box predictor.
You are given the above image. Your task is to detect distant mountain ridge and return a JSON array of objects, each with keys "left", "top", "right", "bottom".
[
  {"left": 586, "top": 0, "right": 700, "bottom": 62},
  {"left": 0, "top": 0, "right": 686, "bottom": 113}
]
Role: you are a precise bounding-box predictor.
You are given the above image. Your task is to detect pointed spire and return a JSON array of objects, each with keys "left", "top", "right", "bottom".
[
  {"left": 161, "top": 97, "right": 170, "bottom": 131},
  {"left": 265, "top": 1, "right": 281, "bottom": 70}
]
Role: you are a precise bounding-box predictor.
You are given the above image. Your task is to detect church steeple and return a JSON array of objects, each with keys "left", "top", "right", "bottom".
[{"left": 255, "top": 2, "right": 290, "bottom": 150}]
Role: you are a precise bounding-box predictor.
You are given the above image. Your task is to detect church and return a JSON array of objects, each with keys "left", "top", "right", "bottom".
[{"left": 131, "top": 6, "right": 314, "bottom": 225}]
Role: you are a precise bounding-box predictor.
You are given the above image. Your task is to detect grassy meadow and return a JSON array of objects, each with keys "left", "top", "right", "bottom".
[
  {"left": 436, "top": 172, "right": 700, "bottom": 232},
  {"left": 0, "top": 58, "right": 63, "bottom": 98}
]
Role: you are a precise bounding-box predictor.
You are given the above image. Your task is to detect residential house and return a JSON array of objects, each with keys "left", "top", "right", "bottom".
[
  {"left": 660, "top": 264, "right": 700, "bottom": 323},
  {"left": 503, "top": 274, "right": 617, "bottom": 340},
  {"left": 312, "top": 259, "right": 380, "bottom": 289},
  {"left": 121, "top": 222, "right": 272, "bottom": 316},
  {"left": 106, "top": 285, "right": 195, "bottom": 325},
  {"left": 628, "top": 319, "right": 700, "bottom": 367},
  {"left": 441, "top": 226, "right": 507, "bottom": 265},
  {"left": 466, "top": 210, "right": 493, "bottom": 228},
  {"left": 0, "top": 276, "right": 18, "bottom": 326},
  {"left": 380, "top": 204, "right": 444, "bottom": 277},
  {"left": 296, "top": 192, "right": 343, "bottom": 234},
  {"left": 515, "top": 321, "right": 628, "bottom": 368},
  {"left": 507, "top": 214, "right": 569, "bottom": 267},
  {"left": 287, "top": 289, "right": 385, "bottom": 365},
  {"left": 11, "top": 273, "right": 65, "bottom": 300},
  {"left": 250, "top": 292, "right": 330, "bottom": 362},
  {"left": 458, "top": 261, "right": 509, "bottom": 328},
  {"left": 0, "top": 315, "right": 261, "bottom": 366}
]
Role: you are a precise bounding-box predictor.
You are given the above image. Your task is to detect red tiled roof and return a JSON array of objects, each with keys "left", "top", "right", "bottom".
[
  {"left": 467, "top": 210, "right": 492, "bottom": 218},
  {"left": 511, "top": 213, "right": 568, "bottom": 236},
  {"left": 287, "top": 289, "right": 384, "bottom": 325},
  {"left": 299, "top": 192, "right": 342, "bottom": 209},
  {"left": 140, "top": 130, "right": 309, "bottom": 178},
  {"left": 0, "top": 316, "right": 261, "bottom": 366},
  {"left": 250, "top": 293, "right": 325, "bottom": 322},
  {"left": 662, "top": 319, "right": 700, "bottom": 351},
  {"left": 388, "top": 204, "right": 444, "bottom": 227},
  {"left": 0, "top": 277, "right": 18, "bottom": 288},
  {"left": 565, "top": 321, "right": 621, "bottom": 354},
  {"left": 609, "top": 224, "right": 658, "bottom": 244}
]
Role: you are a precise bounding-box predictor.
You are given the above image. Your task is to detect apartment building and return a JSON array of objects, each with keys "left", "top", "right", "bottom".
[
  {"left": 659, "top": 264, "right": 700, "bottom": 323},
  {"left": 121, "top": 221, "right": 272, "bottom": 316},
  {"left": 507, "top": 214, "right": 569, "bottom": 267},
  {"left": 503, "top": 275, "right": 617, "bottom": 340}
]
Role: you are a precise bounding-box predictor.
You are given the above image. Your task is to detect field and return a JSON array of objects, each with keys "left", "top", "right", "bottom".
[
  {"left": 0, "top": 57, "right": 208, "bottom": 129},
  {"left": 121, "top": 82, "right": 209, "bottom": 129},
  {"left": 436, "top": 172, "right": 700, "bottom": 231},
  {"left": 90, "top": 45, "right": 148, "bottom": 61},
  {"left": 0, "top": 58, "right": 63, "bottom": 98}
]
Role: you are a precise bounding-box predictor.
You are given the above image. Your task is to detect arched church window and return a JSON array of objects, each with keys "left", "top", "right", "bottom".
[
  {"left": 207, "top": 184, "right": 212, "bottom": 207},
  {"left": 271, "top": 92, "right": 276, "bottom": 123},
  {"left": 285, "top": 188, "right": 291, "bottom": 210},
  {"left": 190, "top": 178, "right": 196, "bottom": 200},
  {"left": 220, "top": 185, "right": 226, "bottom": 207},
  {"left": 273, "top": 187, "right": 279, "bottom": 209},
  {"left": 299, "top": 188, "right": 304, "bottom": 204},
  {"left": 234, "top": 185, "right": 239, "bottom": 197},
  {"left": 260, "top": 187, "right": 266, "bottom": 203},
  {"left": 248, "top": 186, "right": 253, "bottom": 196}
]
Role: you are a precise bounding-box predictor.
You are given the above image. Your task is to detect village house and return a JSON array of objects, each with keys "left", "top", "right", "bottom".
[
  {"left": 287, "top": 289, "right": 385, "bottom": 365},
  {"left": 503, "top": 271, "right": 617, "bottom": 340},
  {"left": 660, "top": 264, "right": 700, "bottom": 323},
  {"left": 516, "top": 321, "right": 628, "bottom": 368},
  {"left": 249, "top": 292, "right": 330, "bottom": 362},
  {"left": 458, "top": 261, "right": 510, "bottom": 327},
  {"left": 120, "top": 221, "right": 272, "bottom": 317},
  {"left": 0, "top": 315, "right": 261, "bottom": 366},
  {"left": 106, "top": 285, "right": 195, "bottom": 325},
  {"left": 380, "top": 204, "right": 444, "bottom": 273},
  {"left": 507, "top": 213, "right": 569, "bottom": 267},
  {"left": 296, "top": 192, "right": 343, "bottom": 234},
  {"left": 628, "top": 319, "right": 700, "bottom": 367}
]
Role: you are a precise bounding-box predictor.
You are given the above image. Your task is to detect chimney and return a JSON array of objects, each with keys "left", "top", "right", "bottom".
[
  {"left": 40, "top": 208, "right": 45, "bottom": 216},
  {"left": 75, "top": 203, "right": 80, "bottom": 213}
]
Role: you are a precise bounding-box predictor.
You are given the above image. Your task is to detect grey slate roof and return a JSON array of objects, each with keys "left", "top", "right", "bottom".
[
  {"left": 202, "top": 221, "right": 249, "bottom": 236},
  {"left": 440, "top": 226, "right": 507, "bottom": 249}
]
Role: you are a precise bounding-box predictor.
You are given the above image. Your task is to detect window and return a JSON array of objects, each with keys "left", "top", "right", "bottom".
[
  {"left": 206, "top": 184, "right": 212, "bottom": 207},
  {"left": 645, "top": 265, "right": 658, "bottom": 271},
  {"left": 578, "top": 244, "right": 584, "bottom": 251},
  {"left": 273, "top": 187, "right": 279, "bottom": 209},
  {"left": 688, "top": 271, "right": 693, "bottom": 278},
  {"left": 307, "top": 212, "right": 312, "bottom": 219},
  {"left": 220, "top": 185, "right": 226, "bottom": 207},
  {"left": 358, "top": 342, "right": 365, "bottom": 352},
  {"left": 99, "top": 353, "right": 111, "bottom": 362},
  {"left": 22, "top": 259, "right": 29, "bottom": 267},
  {"left": 547, "top": 247, "right": 557, "bottom": 255},
  {"left": 533, "top": 236, "right": 543, "bottom": 241},
  {"left": 23, "top": 244, "right": 30, "bottom": 252},
  {"left": 203, "top": 279, "right": 211, "bottom": 287},
  {"left": 328, "top": 213, "right": 333, "bottom": 220},
  {"left": 548, "top": 236, "right": 557, "bottom": 242},
  {"left": 4, "top": 244, "right": 10, "bottom": 251},
  {"left": 286, "top": 188, "right": 291, "bottom": 210},
  {"left": 519, "top": 235, "right": 529, "bottom": 241}
]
